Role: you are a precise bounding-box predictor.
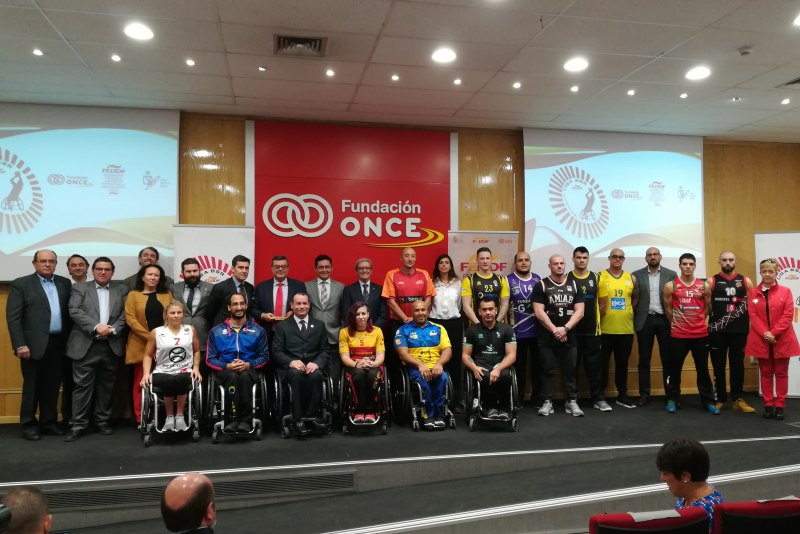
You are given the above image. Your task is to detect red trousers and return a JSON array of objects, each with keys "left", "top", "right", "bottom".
[
  {"left": 133, "top": 363, "right": 143, "bottom": 422},
  {"left": 759, "top": 355, "right": 789, "bottom": 408}
]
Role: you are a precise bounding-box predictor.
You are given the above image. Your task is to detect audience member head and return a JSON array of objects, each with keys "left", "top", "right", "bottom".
[
  {"left": 476, "top": 247, "right": 493, "bottom": 272},
  {"left": 314, "top": 255, "right": 332, "bottom": 281},
  {"left": 354, "top": 258, "right": 372, "bottom": 283},
  {"left": 163, "top": 300, "right": 186, "bottom": 327},
  {"left": 411, "top": 300, "right": 429, "bottom": 326},
  {"left": 657, "top": 438, "right": 712, "bottom": 500},
  {"left": 134, "top": 264, "right": 168, "bottom": 293},
  {"left": 433, "top": 254, "right": 457, "bottom": 282},
  {"left": 231, "top": 255, "right": 250, "bottom": 282},
  {"left": 67, "top": 254, "right": 88, "bottom": 280},
  {"left": 32, "top": 250, "right": 57, "bottom": 280},
  {"left": 346, "top": 302, "right": 373, "bottom": 336},
  {"left": 91, "top": 257, "right": 115, "bottom": 286},
  {"left": 513, "top": 251, "right": 531, "bottom": 275},
  {"left": 2, "top": 486, "right": 51, "bottom": 534},
  {"left": 400, "top": 247, "right": 416, "bottom": 270},
  {"left": 161, "top": 473, "right": 215, "bottom": 534},
  {"left": 477, "top": 296, "right": 499, "bottom": 325},
  {"left": 271, "top": 255, "right": 289, "bottom": 281},
  {"left": 181, "top": 258, "right": 201, "bottom": 286},
  {"left": 138, "top": 247, "right": 160, "bottom": 267},
  {"left": 291, "top": 292, "right": 310, "bottom": 319}
]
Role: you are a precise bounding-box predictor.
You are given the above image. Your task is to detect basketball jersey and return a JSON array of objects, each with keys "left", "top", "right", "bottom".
[
  {"left": 531, "top": 276, "right": 584, "bottom": 346},
  {"left": 507, "top": 272, "right": 541, "bottom": 339},
  {"left": 153, "top": 325, "right": 194, "bottom": 374},
  {"left": 568, "top": 271, "right": 600, "bottom": 336},
  {"left": 381, "top": 268, "right": 436, "bottom": 321},
  {"left": 462, "top": 272, "right": 509, "bottom": 314},
  {"left": 671, "top": 278, "right": 708, "bottom": 339},
  {"left": 598, "top": 270, "right": 635, "bottom": 334},
  {"left": 708, "top": 273, "right": 749, "bottom": 334}
]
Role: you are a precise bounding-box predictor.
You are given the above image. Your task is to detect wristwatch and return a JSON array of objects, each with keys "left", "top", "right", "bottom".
[{"left": 563, "top": 325, "right": 570, "bottom": 333}]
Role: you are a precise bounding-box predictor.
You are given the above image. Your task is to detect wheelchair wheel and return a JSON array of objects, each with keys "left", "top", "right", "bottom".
[
  {"left": 212, "top": 431, "right": 219, "bottom": 444},
  {"left": 382, "top": 420, "right": 389, "bottom": 435},
  {"left": 140, "top": 390, "right": 150, "bottom": 441},
  {"left": 256, "top": 427, "right": 263, "bottom": 440},
  {"left": 205, "top": 378, "right": 217, "bottom": 432},
  {"left": 192, "top": 428, "right": 200, "bottom": 442},
  {"left": 469, "top": 417, "right": 476, "bottom": 432},
  {"left": 511, "top": 417, "right": 519, "bottom": 432},
  {"left": 338, "top": 368, "right": 347, "bottom": 422},
  {"left": 270, "top": 373, "right": 283, "bottom": 431},
  {"left": 258, "top": 374, "right": 269, "bottom": 425},
  {"left": 390, "top": 367, "right": 410, "bottom": 424},
  {"left": 463, "top": 371, "right": 474, "bottom": 424},
  {"left": 192, "top": 383, "right": 203, "bottom": 431},
  {"left": 412, "top": 420, "right": 420, "bottom": 432},
  {"left": 144, "top": 433, "right": 152, "bottom": 447},
  {"left": 509, "top": 367, "right": 520, "bottom": 413}
]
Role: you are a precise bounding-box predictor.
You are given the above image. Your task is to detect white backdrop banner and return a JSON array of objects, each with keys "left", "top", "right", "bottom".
[
  {"left": 172, "top": 225, "right": 255, "bottom": 284},
  {"left": 449, "top": 231, "right": 519, "bottom": 279},
  {"left": 754, "top": 232, "right": 800, "bottom": 397}
]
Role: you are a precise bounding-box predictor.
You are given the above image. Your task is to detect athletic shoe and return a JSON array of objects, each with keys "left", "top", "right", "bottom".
[
  {"left": 364, "top": 413, "right": 376, "bottom": 423},
  {"left": 665, "top": 400, "right": 677, "bottom": 413},
  {"left": 705, "top": 404, "right": 721, "bottom": 415},
  {"left": 775, "top": 407, "right": 785, "bottom": 420},
  {"left": 162, "top": 415, "right": 175, "bottom": 431},
  {"left": 538, "top": 400, "right": 554, "bottom": 416},
  {"left": 593, "top": 400, "right": 612, "bottom": 412},
  {"left": 715, "top": 402, "right": 725, "bottom": 410},
  {"left": 423, "top": 419, "right": 435, "bottom": 430},
  {"left": 224, "top": 420, "right": 240, "bottom": 432},
  {"left": 237, "top": 420, "right": 251, "bottom": 433},
  {"left": 733, "top": 398, "right": 755, "bottom": 413},
  {"left": 433, "top": 417, "right": 446, "bottom": 429},
  {"left": 174, "top": 415, "right": 187, "bottom": 431},
  {"left": 353, "top": 413, "right": 364, "bottom": 422},
  {"left": 565, "top": 400, "right": 584, "bottom": 417},
  {"left": 497, "top": 410, "right": 509, "bottom": 420},
  {"left": 487, "top": 408, "right": 500, "bottom": 419},
  {"left": 637, "top": 395, "right": 650, "bottom": 407},
  {"left": 616, "top": 395, "right": 637, "bottom": 408},
  {"left": 764, "top": 406, "right": 774, "bottom": 419}
]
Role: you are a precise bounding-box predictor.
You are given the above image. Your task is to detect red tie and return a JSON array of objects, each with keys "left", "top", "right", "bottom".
[{"left": 275, "top": 282, "right": 284, "bottom": 317}]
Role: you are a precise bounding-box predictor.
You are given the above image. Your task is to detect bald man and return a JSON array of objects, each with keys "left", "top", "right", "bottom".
[
  {"left": 161, "top": 473, "right": 216, "bottom": 534},
  {"left": 2, "top": 486, "right": 51, "bottom": 534}
]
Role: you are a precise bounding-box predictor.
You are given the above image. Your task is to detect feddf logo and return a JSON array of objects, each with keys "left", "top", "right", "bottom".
[
  {"left": 0, "top": 148, "right": 42, "bottom": 234},
  {"left": 548, "top": 166, "right": 608, "bottom": 238}
]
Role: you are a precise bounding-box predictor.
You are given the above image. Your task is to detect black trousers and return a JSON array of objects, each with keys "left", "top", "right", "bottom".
[
  {"left": 709, "top": 332, "right": 747, "bottom": 402},
  {"left": 601, "top": 333, "right": 634, "bottom": 397},
  {"left": 60, "top": 355, "right": 75, "bottom": 426},
  {"left": 636, "top": 314, "right": 671, "bottom": 396},
  {"left": 215, "top": 369, "right": 258, "bottom": 421},
  {"left": 516, "top": 337, "right": 541, "bottom": 405},
  {"left": 19, "top": 335, "right": 64, "bottom": 431},
  {"left": 665, "top": 336, "right": 715, "bottom": 405},
  {"left": 152, "top": 373, "right": 193, "bottom": 396},
  {"left": 477, "top": 367, "right": 512, "bottom": 410},
  {"left": 327, "top": 343, "right": 341, "bottom": 398},
  {"left": 384, "top": 319, "right": 405, "bottom": 368},
  {"left": 540, "top": 343, "right": 578, "bottom": 400},
  {"left": 286, "top": 368, "right": 324, "bottom": 418},
  {"left": 576, "top": 335, "right": 605, "bottom": 402},
  {"left": 434, "top": 317, "right": 463, "bottom": 403},
  {"left": 344, "top": 367, "right": 382, "bottom": 413}
]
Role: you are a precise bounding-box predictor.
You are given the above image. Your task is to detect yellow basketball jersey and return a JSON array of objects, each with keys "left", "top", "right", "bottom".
[{"left": 598, "top": 270, "right": 634, "bottom": 334}]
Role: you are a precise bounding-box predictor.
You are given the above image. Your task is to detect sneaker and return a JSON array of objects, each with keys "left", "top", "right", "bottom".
[
  {"left": 565, "top": 400, "right": 584, "bottom": 417},
  {"left": 637, "top": 395, "right": 650, "bottom": 407},
  {"left": 616, "top": 395, "right": 636, "bottom": 409},
  {"left": 433, "top": 417, "right": 446, "bottom": 429},
  {"left": 715, "top": 401, "right": 725, "bottom": 410},
  {"left": 538, "top": 400, "right": 554, "bottom": 417},
  {"left": 487, "top": 408, "right": 500, "bottom": 419},
  {"left": 237, "top": 420, "right": 251, "bottom": 433},
  {"left": 665, "top": 400, "right": 677, "bottom": 413},
  {"left": 423, "top": 418, "right": 435, "bottom": 430},
  {"left": 162, "top": 415, "right": 175, "bottom": 431},
  {"left": 353, "top": 413, "right": 364, "bottom": 422},
  {"left": 593, "top": 400, "right": 613, "bottom": 412},
  {"left": 705, "top": 404, "right": 721, "bottom": 415},
  {"left": 733, "top": 398, "right": 755, "bottom": 413},
  {"left": 764, "top": 405, "right": 774, "bottom": 419},
  {"left": 775, "top": 407, "right": 785, "bottom": 420},
  {"left": 497, "top": 410, "right": 509, "bottom": 420},
  {"left": 364, "top": 413, "right": 376, "bottom": 423},
  {"left": 224, "top": 419, "right": 240, "bottom": 432},
  {"left": 174, "top": 415, "right": 188, "bottom": 432}
]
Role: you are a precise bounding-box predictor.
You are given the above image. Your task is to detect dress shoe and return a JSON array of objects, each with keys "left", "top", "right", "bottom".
[
  {"left": 41, "top": 425, "right": 65, "bottom": 436},
  {"left": 224, "top": 420, "right": 240, "bottom": 432},
  {"left": 294, "top": 421, "right": 308, "bottom": 434},
  {"left": 22, "top": 430, "right": 41, "bottom": 441},
  {"left": 95, "top": 423, "right": 114, "bottom": 435},
  {"left": 775, "top": 407, "right": 785, "bottom": 420},
  {"left": 237, "top": 420, "right": 251, "bottom": 433},
  {"left": 65, "top": 429, "right": 83, "bottom": 442},
  {"left": 637, "top": 395, "right": 650, "bottom": 407},
  {"left": 764, "top": 406, "right": 774, "bottom": 419}
]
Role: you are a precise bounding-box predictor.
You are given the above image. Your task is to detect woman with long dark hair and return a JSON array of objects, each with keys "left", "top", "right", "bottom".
[
  {"left": 339, "top": 301, "right": 385, "bottom": 422},
  {"left": 429, "top": 253, "right": 464, "bottom": 411}
]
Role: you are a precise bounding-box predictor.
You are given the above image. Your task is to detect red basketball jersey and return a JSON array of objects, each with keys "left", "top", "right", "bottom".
[{"left": 671, "top": 278, "right": 708, "bottom": 338}]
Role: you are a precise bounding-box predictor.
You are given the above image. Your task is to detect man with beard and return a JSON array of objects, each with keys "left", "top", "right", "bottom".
[
  {"left": 123, "top": 247, "right": 173, "bottom": 291},
  {"left": 708, "top": 252, "right": 755, "bottom": 412},
  {"left": 506, "top": 251, "right": 541, "bottom": 407},
  {"left": 170, "top": 258, "right": 213, "bottom": 357}
]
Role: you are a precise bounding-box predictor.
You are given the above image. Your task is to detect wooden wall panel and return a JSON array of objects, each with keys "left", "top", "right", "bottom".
[{"left": 0, "top": 286, "right": 23, "bottom": 423}]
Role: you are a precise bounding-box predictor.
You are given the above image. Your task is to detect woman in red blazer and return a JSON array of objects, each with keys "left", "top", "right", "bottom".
[{"left": 745, "top": 258, "right": 800, "bottom": 420}]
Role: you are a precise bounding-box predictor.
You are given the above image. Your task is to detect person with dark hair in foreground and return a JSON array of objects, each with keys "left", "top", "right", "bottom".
[
  {"left": 205, "top": 255, "right": 254, "bottom": 329},
  {"left": 161, "top": 473, "right": 216, "bottom": 534},
  {"left": 657, "top": 438, "right": 724, "bottom": 534},
  {"left": 2, "top": 486, "right": 51, "bottom": 534}
]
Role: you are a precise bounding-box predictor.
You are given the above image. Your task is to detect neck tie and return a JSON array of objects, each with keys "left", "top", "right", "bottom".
[
  {"left": 187, "top": 285, "right": 196, "bottom": 315},
  {"left": 320, "top": 281, "right": 328, "bottom": 308},
  {"left": 275, "top": 282, "right": 284, "bottom": 317},
  {"left": 362, "top": 283, "right": 369, "bottom": 302},
  {"left": 239, "top": 282, "right": 247, "bottom": 304},
  {"left": 300, "top": 319, "right": 307, "bottom": 337}
]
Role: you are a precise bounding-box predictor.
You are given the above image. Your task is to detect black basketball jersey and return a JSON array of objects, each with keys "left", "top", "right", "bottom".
[
  {"left": 567, "top": 271, "right": 600, "bottom": 336},
  {"left": 466, "top": 272, "right": 504, "bottom": 313},
  {"left": 531, "top": 276, "right": 584, "bottom": 346},
  {"left": 708, "top": 273, "right": 749, "bottom": 334}
]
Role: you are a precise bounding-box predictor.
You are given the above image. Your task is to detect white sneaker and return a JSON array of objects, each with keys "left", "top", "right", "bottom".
[
  {"left": 538, "top": 400, "right": 554, "bottom": 416},
  {"left": 174, "top": 414, "right": 188, "bottom": 431},
  {"left": 162, "top": 415, "right": 175, "bottom": 431},
  {"left": 565, "top": 400, "right": 585, "bottom": 417},
  {"left": 593, "top": 400, "right": 613, "bottom": 412}
]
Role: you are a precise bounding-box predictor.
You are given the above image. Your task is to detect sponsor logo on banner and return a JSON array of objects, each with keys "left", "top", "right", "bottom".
[
  {"left": 473, "top": 237, "right": 489, "bottom": 243},
  {"left": 776, "top": 258, "right": 800, "bottom": 324},
  {"left": 179, "top": 256, "right": 233, "bottom": 284},
  {"left": 459, "top": 253, "right": 507, "bottom": 273},
  {"left": 548, "top": 165, "right": 609, "bottom": 238},
  {"left": 102, "top": 164, "right": 126, "bottom": 195},
  {"left": 0, "top": 148, "right": 43, "bottom": 234},
  {"left": 612, "top": 190, "right": 641, "bottom": 199},
  {"left": 677, "top": 186, "right": 696, "bottom": 201},
  {"left": 48, "top": 174, "right": 91, "bottom": 186},
  {"left": 649, "top": 181, "right": 666, "bottom": 205},
  {"left": 499, "top": 238, "right": 513, "bottom": 244},
  {"left": 143, "top": 171, "right": 161, "bottom": 190}
]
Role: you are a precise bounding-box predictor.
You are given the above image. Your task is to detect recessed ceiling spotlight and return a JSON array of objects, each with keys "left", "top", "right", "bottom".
[
  {"left": 680, "top": 93, "right": 688, "bottom": 99},
  {"left": 794, "top": 13, "right": 800, "bottom": 25},
  {"left": 453, "top": 78, "right": 462, "bottom": 85},
  {"left": 571, "top": 86, "right": 579, "bottom": 92},
  {"left": 782, "top": 98, "right": 791, "bottom": 105},
  {"left": 33, "top": 49, "right": 43, "bottom": 56},
  {"left": 686, "top": 66, "right": 711, "bottom": 80},
  {"left": 731, "top": 97, "right": 741, "bottom": 101},
  {"left": 111, "top": 54, "right": 121, "bottom": 62},
  {"left": 564, "top": 57, "right": 589, "bottom": 72},
  {"left": 432, "top": 48, "right": 456, "bottom": 63},
  {"left": 124, "top": 22, "right": 153, "bottom": 40},
  {"left": 258, "top": 66, "right": 266, "bottom": 71},
  {"left": 186, "top": 59, "right": 195, "bottom": 66},
  {"left": 391, "top": 74, "right": 399, "bottom": 81},
  {"left": 627, "top": 89, "right": 635, "bottom": 96},
  {"left": 326, "top": 69, "right": 335, "bottom": 76},
  {"left": 513, "top": 82, "right": 521, "bottom": 89}
]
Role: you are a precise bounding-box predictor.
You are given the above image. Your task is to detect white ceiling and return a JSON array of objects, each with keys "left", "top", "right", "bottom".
[{"left": 4, "top": 0, "right": 800, "bottom": 141}]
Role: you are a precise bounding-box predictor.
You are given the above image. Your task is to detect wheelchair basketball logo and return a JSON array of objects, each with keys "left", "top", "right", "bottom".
[
  {"left": 548, "top": 166, "right": 609, "bottom": 238},
  {"left": 0, "top": 149, "right": 43, "bottom": 234},
  {"left": 169, "top": 347, "right": 187, "bottom": 363}
]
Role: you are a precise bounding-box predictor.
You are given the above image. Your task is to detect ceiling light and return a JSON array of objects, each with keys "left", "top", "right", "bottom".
[
  {"left": 432, "top": 48, "right": 456, "bottom": 63},
  {"left": 326, "top": 69, "right": 334, "bottom": 76},
  {"left": 513, "top": 82, "right": 521, "bottom": 89},
  {"left": 731, "top": 97, "right": 741, "bottom": 101},
  {"left": 185, "top": 59, "right": 195, "bottom": 66},
  {"left": 782, "top": 98, "right": 791, "bottom": 105},
  {"left": 627, "top": 89, "right": 635, "bottom": 96},
  {"left": 571, "top": 86, "right": 579, "bottom": 92},
  {"left": 258, "top": 66, "right": 266, "bottom": 71},
  {"left": 685, "top": 66, "right": 710, "bottom": 80},
  {"left": 33, "top": 48, "right": 43, "bottom": 56},
  {"left": 453, "top": 78, "right": 462, "bottom": 85},
  {"left": 564, "top": 57, "right": 589, "bottom": 72},
  {"left": 111, "top": 54, "right": 121, "bottom": 62},
  {"left": 124, "top": 22, "right": 153, "bottom": 40},
  {"left": 391, "top": 74, "right": 399, "bottom": 81},
  {"left": 680, "top": 93, "right": 688, "bottom": 99},
  {"left": 794, "top": 14, "right": 800, "bottom": 25}
]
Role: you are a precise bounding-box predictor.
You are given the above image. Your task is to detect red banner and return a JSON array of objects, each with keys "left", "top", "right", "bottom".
[{"left": 254, "top": 122, "right": 450, "bottom": 284}]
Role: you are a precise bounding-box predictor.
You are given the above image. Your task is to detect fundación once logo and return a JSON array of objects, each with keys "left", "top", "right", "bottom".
[
  {"left": 548, "top": 165, "right": 609, "bottom": 238},
  {"left": 0, "top": 148, "right": 43, "bottom": 234},
  {"left": 262, "top": 193, "right": 334, "bottom": 238}
]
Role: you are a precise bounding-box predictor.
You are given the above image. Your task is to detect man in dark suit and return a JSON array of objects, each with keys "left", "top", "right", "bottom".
[
  {"left": 65, "top": 257, "right": 129, "bottom": 441},
  {"left": 169, "top": 258, "right": 213, "bottom": 352},
  {"left": 251, "top": 255, "right": 305, "bottom": 345},
  {"left": 6, "top": 250, "right": 72, "bottom": 441},
  {"left": 122, "top": 246, "right": 174, "bottom": 291},
  {"left": 631, "top": 247, "right": 679, "bottom": 406},
  {"left": 272, "top": 292, "right": 329, "bottom": 435},
  {"left": 205, "top": 255, "right": 254, "bottom": 329},
  {"left": 341, "top": 258, "right": 386, "bottom": 330}
]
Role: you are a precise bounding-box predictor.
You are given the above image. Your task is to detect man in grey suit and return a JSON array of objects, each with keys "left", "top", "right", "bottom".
[
  {"left": 65, "top": 257, "right": 129, "bottom": 441},
  {"left": 169, "top": 258, "right": 213, "bottom": 352},
  {"left": 122, "top": 246, "right": 173, "bottom": 291},
  {"left": 6, "top": 250, "right": 72, "bottom": 441},
  {"left": 305, "top": 255, "right": 344, "bottom": 382},
  {"left": 631, "top": 247, "right": 678, "bottom": 406}
]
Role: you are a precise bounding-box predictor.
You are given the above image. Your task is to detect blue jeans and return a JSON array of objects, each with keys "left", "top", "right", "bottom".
[{"left": 408, "top": 368, "right": 448, "bottom": 418}]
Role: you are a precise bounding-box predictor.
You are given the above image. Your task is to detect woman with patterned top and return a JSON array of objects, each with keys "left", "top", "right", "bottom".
[
  {"left": 657, "top": 438, "right": 725, "bottom": 534},
  {"left": 339, "top": 302, "right": 385, "bottom": 423}
]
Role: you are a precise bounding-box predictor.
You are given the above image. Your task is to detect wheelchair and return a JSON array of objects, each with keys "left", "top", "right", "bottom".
[
  {"left": 338, "top": 366, "right": 391, "bottom": 435},
  {"left": 463, "top": 366, "right": 520, "bottom": 432},
  {"left": 205, "top": 370, "right": 269, "bottom": 443},
  {"left": 388, "top": 365, "right": 456, "bottom": 431},
  {"left": 140, "top": 377, "right": 202, "bottom": 447},
  {"left": 270, "top": 369, "right": 335, "bottom": 438}
]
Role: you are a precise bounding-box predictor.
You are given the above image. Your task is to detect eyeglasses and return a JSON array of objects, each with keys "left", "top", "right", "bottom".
[
  {"left": 357, "top": 267, "right": 372, "bottom": 271},
  {"left": 646, "top": 253, "right": 660, "bottom": 257},
  {"left": 272, "top": 265, "right": 288, "bottom": 270},
  {"left": 94, "top": 268, "right": 113, "bottom": 272},
  {"left": 36, "top": 260, "right": 57, "bottom": 264},
  {"left": 610, "top": 255, "right": 625, "bottom": 260}
]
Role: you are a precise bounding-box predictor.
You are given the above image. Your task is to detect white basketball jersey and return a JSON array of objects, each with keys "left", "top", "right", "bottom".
[{"left": 153, "top": 325, "right": 194, "bottom": 374}]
